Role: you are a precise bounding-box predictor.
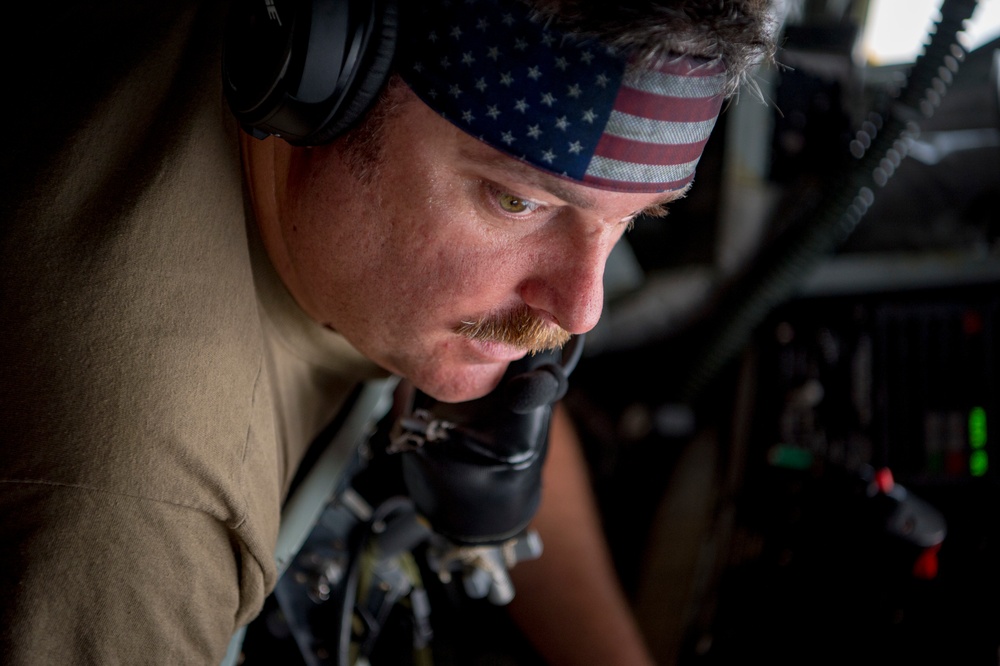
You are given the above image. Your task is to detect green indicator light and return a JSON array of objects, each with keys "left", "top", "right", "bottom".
[
  {"left": 768, "top": 444, "right": 813, "bottom": 471},
  {"left": 969, "top": 406, "right": 987, "bottom": 450},
  {"left": 970, "top": 449, "right": 989, "bottom": 477}
]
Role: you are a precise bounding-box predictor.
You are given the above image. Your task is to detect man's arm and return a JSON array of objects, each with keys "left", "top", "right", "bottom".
[
  {"left": 0, "top": 484, "right": 250, "bottom": 665},
  {"left": 507, "top": 403, "right": 656, "bottom": 665}
]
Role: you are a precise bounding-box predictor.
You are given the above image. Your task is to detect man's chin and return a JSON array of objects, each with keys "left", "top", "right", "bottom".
[{"left": 412, "top": 361, "right": 509, "bottom": 404}]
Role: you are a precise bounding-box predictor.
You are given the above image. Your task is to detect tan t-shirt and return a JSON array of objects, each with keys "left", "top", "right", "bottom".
[{"left": 0, "top": 3, "right": 384, "bottom": 663}]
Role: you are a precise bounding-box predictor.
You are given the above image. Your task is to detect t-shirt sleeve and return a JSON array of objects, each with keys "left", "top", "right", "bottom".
[{"left": 0, "top": 481, "right": 260, "bottom": 664}]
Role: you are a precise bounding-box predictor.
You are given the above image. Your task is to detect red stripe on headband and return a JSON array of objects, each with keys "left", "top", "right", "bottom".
[
  {"left": 613, "top": 88, "right": 724, "bottom": 122},
  {"left": 593, "top": 134, "right": 711, "bottom": 165}
]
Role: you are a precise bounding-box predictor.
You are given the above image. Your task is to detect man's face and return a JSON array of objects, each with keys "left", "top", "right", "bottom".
[{"left": 270, "top": 88, "right": 681, "bottom": 403}]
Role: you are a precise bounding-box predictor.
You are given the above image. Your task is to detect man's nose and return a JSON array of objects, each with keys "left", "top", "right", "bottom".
[{"left": 518, "top": 233, "right": 611, "bottom": 335}]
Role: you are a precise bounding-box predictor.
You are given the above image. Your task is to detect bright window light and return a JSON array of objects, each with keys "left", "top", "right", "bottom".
[{"left": 861, "top": 0, "right": 1000, "bottom": 66}]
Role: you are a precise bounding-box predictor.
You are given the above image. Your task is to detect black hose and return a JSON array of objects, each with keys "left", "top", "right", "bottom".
[{"left": 674, "top": 0, "right": 981, "bottom": 402}]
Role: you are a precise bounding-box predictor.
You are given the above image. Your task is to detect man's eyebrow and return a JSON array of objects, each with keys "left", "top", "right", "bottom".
[
  {"left": 642, "top": 185, "right": 690, "bottom": 217},
  {"left": 459, "top": 147, "right": 599, "bottom": 209},
  {"left": 459, "top": 146, "right": 686, "bottom": 213}
]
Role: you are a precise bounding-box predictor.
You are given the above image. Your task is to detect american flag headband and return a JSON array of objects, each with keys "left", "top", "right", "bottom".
[{"left": 397, "top": 0, "right": 728, "bottom": 193}]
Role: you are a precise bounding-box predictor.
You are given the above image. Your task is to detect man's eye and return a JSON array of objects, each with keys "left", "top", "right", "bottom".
[{"left": 496, "top": 192, "right": 537, "bottom": 214}]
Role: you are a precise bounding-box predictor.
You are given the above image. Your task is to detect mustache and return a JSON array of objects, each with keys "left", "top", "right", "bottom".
[{"left": 455, "top": 305, "right": 572, "bottom": 354}]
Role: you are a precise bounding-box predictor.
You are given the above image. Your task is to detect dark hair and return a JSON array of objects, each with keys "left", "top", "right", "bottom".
[
  {"left": 335, "top": 75, "right": 411, "bottom": 184},
  {"left": 525, "top": 0, "right": 776, "bottom": 96}
]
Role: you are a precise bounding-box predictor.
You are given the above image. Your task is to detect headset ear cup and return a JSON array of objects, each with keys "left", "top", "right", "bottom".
[{"left": 306, "top": 0, "right": 398, "bottom": 144}]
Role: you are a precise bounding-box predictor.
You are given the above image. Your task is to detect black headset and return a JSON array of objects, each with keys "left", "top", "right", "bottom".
[{"left": 222, "top": 0, "right": 399, "bottom": 146}]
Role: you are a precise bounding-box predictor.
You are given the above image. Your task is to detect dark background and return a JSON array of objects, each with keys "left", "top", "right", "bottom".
[{"left": 568, "top": 0, "right": 1000, "bottom": 663}]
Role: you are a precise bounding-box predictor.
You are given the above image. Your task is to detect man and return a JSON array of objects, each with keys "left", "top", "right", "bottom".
[{"left": 0, "top": 0, "right": 773, "bottom": 663}]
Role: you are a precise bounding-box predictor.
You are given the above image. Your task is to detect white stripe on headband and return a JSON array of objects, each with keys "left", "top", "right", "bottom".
[
  {"left": 603, "top": 114, "right": 720, "bottom": 147},
  {"left": 625, "top": 68, "right": 728, "bottom": 99},
  {"left": 586, "top": 155, "right": 703, "bottom": 187}
]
